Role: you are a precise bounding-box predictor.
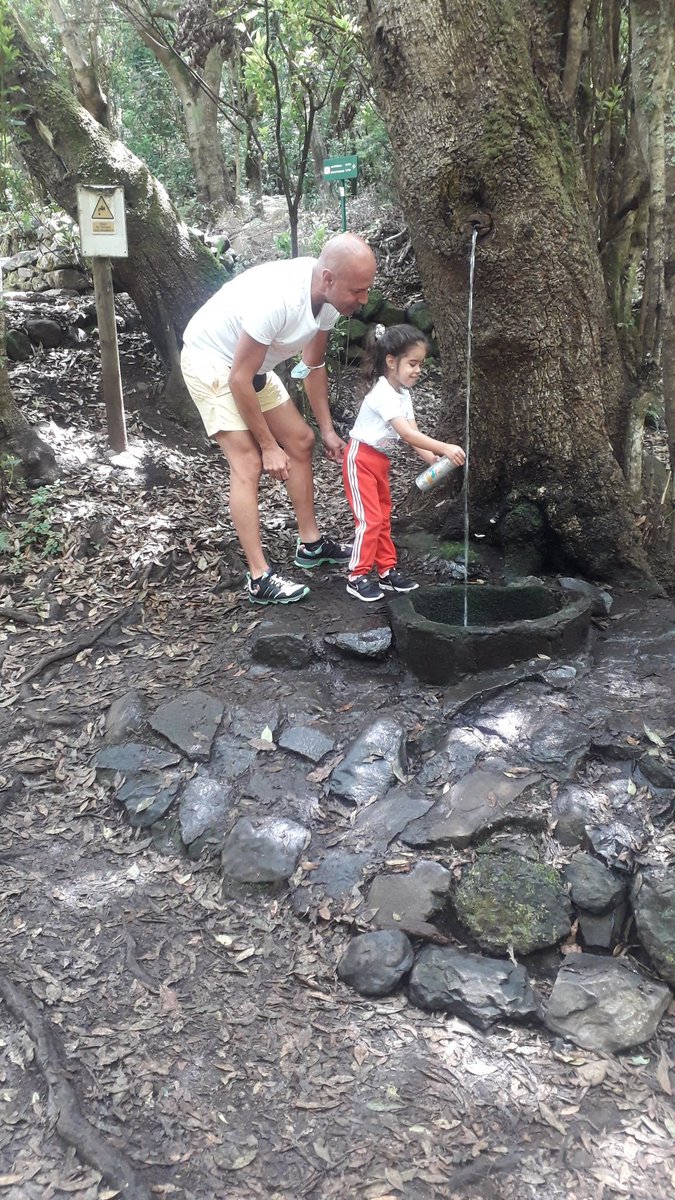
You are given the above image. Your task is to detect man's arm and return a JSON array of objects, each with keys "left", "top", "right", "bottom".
[
  {"left": 229, "top": 332, "right": 290, "bottom": 480},
  {"left": 301, "top": 330, "right": 345, "bottom": 463}
]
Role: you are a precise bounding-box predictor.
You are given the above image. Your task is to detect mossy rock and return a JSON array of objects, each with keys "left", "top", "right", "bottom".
[
  {"left": 406, "top": 300, "right": 434, "bottom": 334},
  {"left": 343, "top": 318, "right": 369, "bottom": 344},
  {"left": 453, "top": 850, "right": 572, "bottom": 954},
  {"left": 5, "top": 329, "right": 33, "bottom": 362},
  {"left": 501, "top": 500, "right": 545, "bottom": 544},
  {"left": 359, "top": 288, "right": 385, "bottom": 320},
  {"left": 438, "top": 540, "right": 478, "bottom": 565},
  {"left": 378, "top": 299, "right": 408, "bottom": 327}
]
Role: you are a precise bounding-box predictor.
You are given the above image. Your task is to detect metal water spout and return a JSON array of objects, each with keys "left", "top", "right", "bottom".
[{"left": 464, "top": 211, "right": 493, "bottom": 239}]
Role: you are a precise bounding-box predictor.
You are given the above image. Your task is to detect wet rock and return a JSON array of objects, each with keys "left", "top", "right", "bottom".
[
  {"left": 585, "top": 820, "right": 644, "bottom": 871},
  {"left": 590, "top": 713, "right": 646, "bottom": 761},
  {"left": 416, "top": 727, "right": 495, "bottom": 789},
  {"left": 330, "top": 716, "right": 407, "bottom": 806},
  {"left": 366, "top": 860, "right": 452, "bottom": 931},
  {"left": 25, "top": 317, "right": 63, "bottom": 348},
  {"left": 441, "top": 666, "right": 535, "bottom": 721},
  {"left": 117, "top": 773, "right": 181, "bottom": 827},
  {"left": 453, "top": 850, "right": 572, "bottom": 954},
  {"left": 354, "top": 788, "right": 433, "bottom": 849},
  {"left": 104, "top": 690, "right": 146, "bottom": 744},
  {"left": 552, "top": 784, "right": 603, "bottom": 847},
  {"left": 558, "top": 577, "right": 612, "bottom": 617},
  {"left": 564, "top": 852, "right": 627, "bottom": 913},
  {"left": 228, "top": 701, "right": 282, "bottom": 742},
  {"left": 537, "top": 665, "right": 578, "bottom": 689},
  {"left": 178, "top": 774, "right": 232, "bottom": 846},
  {"left": 211, "top": 733, "right": 258, "bottom": 782},
  {"left": 544, "top": 954, "right": 671, "bottom": 1052},
  {"left": 325, "top": 627, "right": 392, "bottom": 659},
  {"left": 292, "top": 851, "right": 371, "bottom": 916},
  {"left": 409, "top": 945, "right": 540, "bottom": 1029},
  {"left": 278, "top": 725, "right": 335, "bottom": 763},
  {"left": 401, "top": 767, "right": 544, "bottom": 850},
  {"left": 528, "top": 714, "right": 590, "bottom": 772},
  {"left": 338, "top": 931, "right": 414, "bottom": 997},
  {"left": 95, "top": 742, "right": 181, "bottom": 776},
  {"left": 95, "top": 742, "right": 182, "bottom": 828},
  {"left": 250, "top": 630, "right": 314, "bottom": 668},
  {"left": 632, "top": 864, "right": 675, "bottom": 985},
  {"left": 577, "top": 903, "right": 627, "bottom": 949},
  {"left": 220, "top": 817, "right": 309, "bottom": 884},
  {"left": 149, "top": 689, "right": 224, "bottom": 760},
  {"left": 638, "top": 752, "right": 675, "bottom": 790}
]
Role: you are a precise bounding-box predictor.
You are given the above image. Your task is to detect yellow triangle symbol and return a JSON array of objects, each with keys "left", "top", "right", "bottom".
[{"left": 92, "top": 195, "right": 114, "bottom": 220}]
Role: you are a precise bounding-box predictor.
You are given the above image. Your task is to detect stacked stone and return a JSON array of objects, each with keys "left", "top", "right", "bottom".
[
  {"left": 333, "top": 289, "right": 438, "bottom": 362},
  {"left": 1, "top": 214, "right": 89, "bottom": 294}
]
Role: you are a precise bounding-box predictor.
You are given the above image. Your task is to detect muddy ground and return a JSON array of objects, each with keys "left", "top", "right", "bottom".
[{"left": 1, "top": 275, "right": 675, "bottom": 1200}]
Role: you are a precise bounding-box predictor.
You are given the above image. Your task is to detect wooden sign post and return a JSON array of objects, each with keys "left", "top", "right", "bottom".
[{"left": 76, "top": 185, "right": 129, "bottom": 454}]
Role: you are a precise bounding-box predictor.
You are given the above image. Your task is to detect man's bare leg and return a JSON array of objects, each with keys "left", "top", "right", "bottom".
[
  {"left": 264, "top": 401, "right": 321, "bottom": 544},
  {"left": 214, "top": 429, "right": 268, "bottom": 577}
]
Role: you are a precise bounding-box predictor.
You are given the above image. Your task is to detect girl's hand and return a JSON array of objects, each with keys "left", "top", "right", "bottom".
[
  {"left": 416, "top": 450, "right": 439, "bottom": 465},
  {"left": 442, "top": 443, "right": 466, "bottom": 466}
]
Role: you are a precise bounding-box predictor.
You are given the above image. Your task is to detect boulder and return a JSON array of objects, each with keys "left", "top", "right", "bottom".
[
  {"left": 409, "top": 945, "right": 540, "bottom": 1029},
  {"left": 148, "top": 689, "right": 224, "bottom": 761},
  {"left": 338, "top": 931, "right": 414, "bottom": 997},
  {"left": 544, "top": 954, "right": 671, "bottom": 1052},
  {"left": 453, "top": 848, "right": 572, "bottom": 954},
  {"left": 330, "top": 716, "right": 407, "bottom": 806},
  {"left": 632, "top": 864, "right": 675, "bottom": 985},
  {"left": 220, "top": 817, "right": 309, "bottom": 884}
]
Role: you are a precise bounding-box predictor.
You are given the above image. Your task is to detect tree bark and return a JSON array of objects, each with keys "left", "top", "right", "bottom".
[
  {"left": 631, "top": 0, "right": 673, "bottom": 361},
  {"left": 0, "top": 302, "right": 57, "bottom": 482},
  {"left": 118, "top": 2, "right": 235, "bottom": 217},
  {"left": 7, "top": 19, "right": 225, "bottom": 416},
  {"left": 47, "top": 0, "right": 110, "bottom": 127},
  {"left": 361, "top": 0, "right": 649, "bottom": 579}
]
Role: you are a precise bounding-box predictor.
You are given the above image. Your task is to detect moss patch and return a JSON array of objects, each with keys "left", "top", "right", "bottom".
[{"left": 453, "top": 850, "right": 572, "bottom": 954}]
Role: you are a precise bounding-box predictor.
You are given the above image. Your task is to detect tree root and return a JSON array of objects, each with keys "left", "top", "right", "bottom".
[
  {"left": 0, "top": 973, "right": 153, "bottom": 1199},
  {"left": 19, "top": 605, "right": 136, "bottom": 685}
]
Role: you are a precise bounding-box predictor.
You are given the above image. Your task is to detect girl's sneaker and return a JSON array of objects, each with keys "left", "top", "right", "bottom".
[
  {"left": 346, "top": 576, "right": 384, "bottom": 602},
  {"left": 247, "top": 570, "right": 310, "bottom": 605},
  {"left": 378, "top": 570, "right": 419, "bottom": 593}
]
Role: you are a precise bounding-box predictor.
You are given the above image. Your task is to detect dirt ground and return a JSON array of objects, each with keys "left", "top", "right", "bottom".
[{"left": 1, "top": 259, "right": 674, "bottom": 1200}]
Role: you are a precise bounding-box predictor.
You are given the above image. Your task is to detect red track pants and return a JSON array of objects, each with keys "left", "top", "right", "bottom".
[{"left": 343, "top": 439, "right": 397, "bottom": 577}]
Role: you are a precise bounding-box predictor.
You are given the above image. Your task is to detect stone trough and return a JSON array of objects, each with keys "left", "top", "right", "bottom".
[{"left": 388, "top": 583, "right": 592, "bottom": 685}]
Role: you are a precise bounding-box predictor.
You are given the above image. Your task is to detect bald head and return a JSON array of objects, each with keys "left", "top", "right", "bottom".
[{"left": 313, "top": 233, "right": 376, "bottom": 316}]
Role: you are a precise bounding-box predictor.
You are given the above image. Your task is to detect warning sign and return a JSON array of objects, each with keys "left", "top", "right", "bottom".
[
  {"left": 92, "top": 195, "right": 115, "bottom": 229},
  {"left": 77, "top": 185, "right": 128, "bottom": 257}
]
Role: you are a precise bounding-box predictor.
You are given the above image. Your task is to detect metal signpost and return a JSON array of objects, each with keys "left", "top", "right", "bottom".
[
  {"left": 322, "top": 155, "right": 358, "bottom": 232},
  {"left": 76, "top": 184, "right": 129, "bottom": 453}
]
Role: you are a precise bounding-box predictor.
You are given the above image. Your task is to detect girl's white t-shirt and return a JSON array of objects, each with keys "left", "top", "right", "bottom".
[
  {"left": 350, "top": 375, "right": 414, "bottom": 455},
  {"left": 182, "top": 257, "right": 339, "bottom": 372}
]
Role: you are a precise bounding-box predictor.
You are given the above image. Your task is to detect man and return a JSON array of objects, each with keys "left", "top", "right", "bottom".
[{"left": 181, "top": 233, "right": 377, "bottom": 604}]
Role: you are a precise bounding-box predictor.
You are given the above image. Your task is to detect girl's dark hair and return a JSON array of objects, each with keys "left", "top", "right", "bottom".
[{"left": 361, "top": 323, "right": 428, "bottom": 389}]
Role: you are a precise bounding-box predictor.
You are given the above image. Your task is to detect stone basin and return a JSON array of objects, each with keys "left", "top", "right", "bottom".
[{"left": 388, "top": 583, "right": 592, "bottom": 685}]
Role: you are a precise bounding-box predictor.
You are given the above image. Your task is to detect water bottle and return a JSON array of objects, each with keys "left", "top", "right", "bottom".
[{"left": 415, "top": 456, "right": 459, "bottom": 492}]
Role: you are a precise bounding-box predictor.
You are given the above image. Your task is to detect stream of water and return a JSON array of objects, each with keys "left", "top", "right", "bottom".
[{"left": 463, "top": 227, "right": 478, "bottom": 627}]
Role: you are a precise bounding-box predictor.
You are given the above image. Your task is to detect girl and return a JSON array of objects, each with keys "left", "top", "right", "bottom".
[{"left": 342, "top": 323, "right": 465, "bottom": 602}]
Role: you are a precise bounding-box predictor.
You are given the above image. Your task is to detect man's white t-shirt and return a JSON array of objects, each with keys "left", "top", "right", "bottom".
[
  {"left": 350, "top": 375, "right": 414, "bottom": 456},
  {"left": 182, "top": 257, "right": 339, "bottom": 372}
]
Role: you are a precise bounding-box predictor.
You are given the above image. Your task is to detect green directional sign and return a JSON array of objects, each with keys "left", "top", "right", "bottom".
[{"left": 323, "top": 155, "right": 358, "bottom": 180}]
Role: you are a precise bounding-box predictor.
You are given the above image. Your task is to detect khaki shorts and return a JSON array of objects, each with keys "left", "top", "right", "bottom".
[{"left": 180, "top": 345, "right": 289, "bottom": 436}]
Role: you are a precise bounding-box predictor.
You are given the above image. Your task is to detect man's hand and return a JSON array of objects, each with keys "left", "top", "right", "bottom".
[
  {"left": 262, "top": 443, "right": 291, "bottom": 480},
  {"left": 322, "top": 428, "right": 346, "bottom": 463}
]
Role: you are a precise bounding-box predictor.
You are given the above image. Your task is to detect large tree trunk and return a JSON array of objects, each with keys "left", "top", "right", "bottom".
[
  {"left": 120, "top": 1, "right": 235, "bottom": 218},
  {"left": 362, "top": 0, "right": 649, "bottom": 580},
  {"left": 0, "top": 303, "right": 57, "bottom": 482},
  {"left": 47, "top": 0, "right": 110, "bottom": 127},
  {"left": 7, "top": 20, "right": 225, "bottom": 417}
]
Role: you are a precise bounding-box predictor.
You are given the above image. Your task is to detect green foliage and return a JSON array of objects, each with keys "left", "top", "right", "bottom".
[
  {"left": 0, "top": 0, "right": 30, "bottom": 211},
  {"left": 108, "top": 26, "right": 194, "bottom": 208},
  {"left": 0, "top": 480, "right": 64, "bottom": 564}
]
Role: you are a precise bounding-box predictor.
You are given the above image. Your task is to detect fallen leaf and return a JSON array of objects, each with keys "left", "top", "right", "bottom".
[{"left": 656, "top": 1049, "right": 672, "bottom": 1096}]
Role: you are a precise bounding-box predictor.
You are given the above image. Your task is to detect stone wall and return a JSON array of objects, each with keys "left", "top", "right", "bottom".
[{"left": 1, "top": 214, "right": 90, "bottom": 294}]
